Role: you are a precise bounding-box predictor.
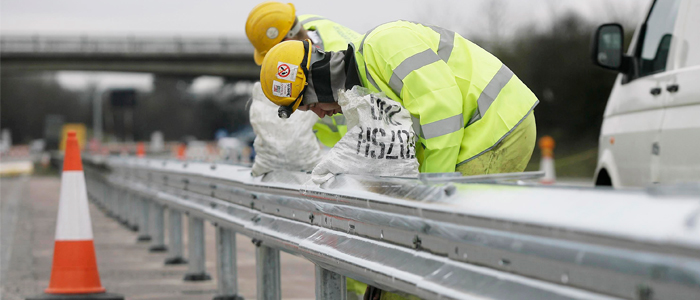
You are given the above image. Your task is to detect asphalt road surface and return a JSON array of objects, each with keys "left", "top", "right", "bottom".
[{"left": 0, "top": 175, "right": 316, "bottom": 300}]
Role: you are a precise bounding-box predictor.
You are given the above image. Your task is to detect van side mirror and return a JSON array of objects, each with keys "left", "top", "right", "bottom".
[{"left": 591, "top": 23, "right": 628, "bottom": 71}]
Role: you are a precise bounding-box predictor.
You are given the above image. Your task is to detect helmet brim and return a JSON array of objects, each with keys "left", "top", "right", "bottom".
[{"left": 253, "top": 49, "right": 265, "bottom": 66}]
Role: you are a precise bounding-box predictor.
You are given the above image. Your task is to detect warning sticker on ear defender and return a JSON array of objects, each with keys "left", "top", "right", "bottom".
[
  {"left": 271, "top": 80, "right": 292, "bottom": 98},
  {"left": 276, "top": 62, "right": 298, "bottom": 81}
]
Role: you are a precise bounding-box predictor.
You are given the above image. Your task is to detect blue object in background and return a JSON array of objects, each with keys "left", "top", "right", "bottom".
[{"left": 215, "top": 129, "right": 229, "bottom": 140}]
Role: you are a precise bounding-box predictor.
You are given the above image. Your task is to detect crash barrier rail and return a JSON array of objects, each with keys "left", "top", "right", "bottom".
[
  {"left": 82, "top": 155, "right": 700, "bottom": 300},
  {"left": 0, "top": 35, "right": 253, "bottom": 55}
]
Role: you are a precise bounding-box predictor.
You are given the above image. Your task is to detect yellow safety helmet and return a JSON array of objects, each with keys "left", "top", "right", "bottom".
[
  {"left": 260, "top": 40, "right": 312, "bottom": 118},
  {"left": 245, "top": 2, "right": 302, "bottom": 65}
]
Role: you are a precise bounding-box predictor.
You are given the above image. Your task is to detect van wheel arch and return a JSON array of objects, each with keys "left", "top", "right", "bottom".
[{"left": 595, "top": 168, "right": 613, "bottom": 186}]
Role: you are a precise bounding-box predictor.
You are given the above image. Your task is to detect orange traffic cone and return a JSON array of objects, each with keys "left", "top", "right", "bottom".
[
  {"left": 28, "top": 131, "right": 123, "bottom": 300},
  {"left": 136, "top": 142, "right": 146, "bottom": 158},
  {"left": 176, "top": 143, "right": 187, "bottom": 160},
  {"left": 539, "top": 136, "right": 556, "bottom": 185}
]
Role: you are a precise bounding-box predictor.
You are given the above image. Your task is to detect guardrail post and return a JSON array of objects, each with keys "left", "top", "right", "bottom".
[
  {"left": 108, "top": 185, "right": 118, "bottom": 218},
  {"left": 184, "top": 215, "right": 211, "bottom": 281},
  {"left": 255, "top": 241, "right": 281, "bottom": 300},
  {"left": 104, "top": 184, "right": 112, "bottom": 217},
  {"left": 85, "top": 176, "right": 93, "bottom": 199},
  {"left": 122, "top": 190, "right": 131, "bottom": 227},
  {"left": 119, "top": 188, "right": 129, "bottom": 225},
  {"left": 149, "top": 201, "right": 167, "bottom": 252},
  {"left": 126, "top": 191, "right": 138, "bottom": 231},
  {"left": 100, "top": 181, "right": 106, "bottom": 208},
  {"left": 108, "top": 183, "right": 114, "bottom": 213},
  {"left": 315, "top": 266, "right": 346, "bottom": 300},
  {"left": 165, "top": 209, "right": 187, "bottom": 264},
  {"left": 131, "top": 191, "right": 141, "bottom": 231},
  {"left": 94, "top": 179, "right": 101, "bottom": 205},
  {"left": 114, "top": 187, "right": 126, "bottom": 224},
  {"left": 95, "top": 179, "right": 104, "bottom": 209},
  {"left": 137, "top": 195, "right": 151, "bottom": 241},
  {"left": 214, "top": 225, "right": 242, "bottom": 300}
]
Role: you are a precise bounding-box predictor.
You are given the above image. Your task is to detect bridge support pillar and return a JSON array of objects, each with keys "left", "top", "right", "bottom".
[
  {"left": 315, "top": 266, "right": 346, "bottom": 300},
  {"left": 256, "top": 242, "right": 281, "bottom": 300},
  {"left": 165, "top": 209, "right": 187, "bottom": 265},
  {"left": 184, "top": 215, "right": 211, "bottom": 281},
  {"left": 213, "top": 226, "right": 242, "bottom": 300}
]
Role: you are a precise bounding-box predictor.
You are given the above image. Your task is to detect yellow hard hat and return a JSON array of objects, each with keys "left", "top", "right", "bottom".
[
  {"left": 245, "top": 2, "right": 297, "bottom": 65},
  {"left": 260, "top": 40, "right": 312, "bottom": 118}
]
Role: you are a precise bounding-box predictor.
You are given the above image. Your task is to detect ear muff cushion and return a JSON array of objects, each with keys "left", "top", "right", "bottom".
[{"left": 310, "top": 53, "right": 334, "bottom": 103}]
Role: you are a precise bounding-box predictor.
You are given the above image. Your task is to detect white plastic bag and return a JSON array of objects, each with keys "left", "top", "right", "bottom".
[
  {"left": 311, "top": 86, "right": 419, "bottom": 183},
  {"left": 249, "top": 82, "right": 322, "bottom": 176}
]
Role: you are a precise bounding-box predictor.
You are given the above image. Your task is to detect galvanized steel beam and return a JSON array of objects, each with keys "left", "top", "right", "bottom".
[{"left": 82, "top": 157, "right": 700, "bottom": 300}]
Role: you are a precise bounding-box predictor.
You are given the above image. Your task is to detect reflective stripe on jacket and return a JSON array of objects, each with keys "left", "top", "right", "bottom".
[
  {"left": 353, "top": 21, "right": 538, "bottom": 173},
  {"left": 299, "top": 15, "right": 359, "bottom": 147}
]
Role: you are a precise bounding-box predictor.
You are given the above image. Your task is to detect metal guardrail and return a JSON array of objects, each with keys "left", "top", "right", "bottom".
[
  {"left": 0, "top": 35, "right": 253, "bottom": 55},
  {"left": 83, "top": 155, "right": 700, "bottom": 300}
]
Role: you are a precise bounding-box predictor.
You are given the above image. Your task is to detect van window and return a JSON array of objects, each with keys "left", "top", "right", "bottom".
[
  {"left": 638, "top": 0, "right": 681, "bottom": 77},
  {"left": 680, "top": 1, "right": 700, "bottom": 67}
]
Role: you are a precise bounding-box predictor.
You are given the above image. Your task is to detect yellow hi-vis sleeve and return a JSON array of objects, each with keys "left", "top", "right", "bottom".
[{"left": 312, "top": 114, "right": 347, "bottom": 148}]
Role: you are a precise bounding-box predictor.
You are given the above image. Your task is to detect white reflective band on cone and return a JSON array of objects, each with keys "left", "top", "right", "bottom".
[{"left": 55, "top": 171, "right": 94, "bottom": 240}]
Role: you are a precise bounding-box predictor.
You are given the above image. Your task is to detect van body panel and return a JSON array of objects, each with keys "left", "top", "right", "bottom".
[
  {"left": 604, "top": 72, "right": 667, "bottom": 117},
  {"left": 599, "top": 70, "right": 670, "bottom": 187},
  {"left": 659, "top": 66, "right": 700, "bottom": 183}
]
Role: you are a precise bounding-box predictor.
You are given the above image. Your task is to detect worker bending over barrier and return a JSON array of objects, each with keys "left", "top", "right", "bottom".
[{"left": 260, "top": 20, "right": 538, "bottom": 176}]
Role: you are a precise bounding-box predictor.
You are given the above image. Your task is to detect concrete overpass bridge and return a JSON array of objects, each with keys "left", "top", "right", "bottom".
[{"left": 0, "top": 35, "right": 260, "bottom": 80}]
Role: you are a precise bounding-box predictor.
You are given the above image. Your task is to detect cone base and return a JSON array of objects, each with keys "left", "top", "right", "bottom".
[
  {"left": 46, "top": 241, "right": 104, "bottom": 295},
  {"left": 27, "top": 292, "right": 123, "bottom": 300},
  {"left": 45, "top": 287, "right": 105, "bottom": 295},
  {"left": 540, "top": 179, "right": 556, "bottom": 185}
]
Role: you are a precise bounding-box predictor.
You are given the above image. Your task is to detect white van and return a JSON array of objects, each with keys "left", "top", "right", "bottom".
[{"left": 591, "top": 0, "right": 700, "bottom": 188}]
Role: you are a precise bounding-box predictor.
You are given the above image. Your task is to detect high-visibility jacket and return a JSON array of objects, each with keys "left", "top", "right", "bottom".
[
  {"left": 299, "top": 14, "right": 358, "bottom": 147},
  {"left": 353, "top": 21, "right": 539, "bottom": 173}
]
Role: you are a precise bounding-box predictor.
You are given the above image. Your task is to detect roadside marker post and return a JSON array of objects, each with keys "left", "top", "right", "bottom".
[{"left": 539, "top": 136, "right": 556, "bottom": 184}]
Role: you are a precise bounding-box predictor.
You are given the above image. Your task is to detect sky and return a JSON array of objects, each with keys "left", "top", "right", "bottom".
[{"left": 1, "top": 0, "right": 649, "bottom": 91}]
